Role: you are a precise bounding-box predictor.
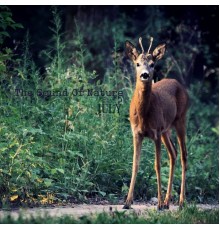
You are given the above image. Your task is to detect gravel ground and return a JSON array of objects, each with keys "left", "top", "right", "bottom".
[{"left": 0, "top": 203, "right": 218, "bottom": 220}]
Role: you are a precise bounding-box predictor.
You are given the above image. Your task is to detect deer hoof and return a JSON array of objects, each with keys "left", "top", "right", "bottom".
[
  {"left": 179, "top": 200, "right": 186, "bottom": 210},
  {"left": 123, "top": 204, "right": 132, "bottom": 209},
  {"left": 157, "top": 205, "right": 163, "bottom": 211},
  {"left": 163, "top": 204, "right": 169, "bottom": 209}
]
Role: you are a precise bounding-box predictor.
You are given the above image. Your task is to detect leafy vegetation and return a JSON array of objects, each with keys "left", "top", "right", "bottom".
[
  {"left": 0, "top": 6, "right": 218, "bottom": 208},
  {"left": 0, "top": 6, "right": 23, "bottom": 74},
  {"left": 0, "top": 206, "right": 219, "bottom": 224}
]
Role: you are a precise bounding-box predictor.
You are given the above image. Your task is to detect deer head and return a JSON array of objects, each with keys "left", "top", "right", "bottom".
[{"left": 125, "top": 37, "right": 166, "bottom": 83}]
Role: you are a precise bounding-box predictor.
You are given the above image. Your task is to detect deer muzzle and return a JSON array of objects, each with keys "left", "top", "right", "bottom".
[{"left": 140, "top": 72, "right": 150, "bottom": 81}]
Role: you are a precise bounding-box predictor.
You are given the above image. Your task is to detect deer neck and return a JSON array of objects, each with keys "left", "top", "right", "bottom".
[{"left": 134, "top": 80, "right": 152, "bottom": 123}]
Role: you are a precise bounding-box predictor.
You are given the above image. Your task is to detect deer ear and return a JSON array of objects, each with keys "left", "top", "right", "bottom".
[
  {"left": 152, "top": 44, "right": 166, "bottom": 61},
  {"left": 125, "top": 41, "right": 139, "bottom": 61}
]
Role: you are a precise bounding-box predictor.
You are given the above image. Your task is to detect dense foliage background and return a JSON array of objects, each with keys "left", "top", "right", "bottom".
[{"left": 0, "top": 5, "right": 218, "bottom": 207}]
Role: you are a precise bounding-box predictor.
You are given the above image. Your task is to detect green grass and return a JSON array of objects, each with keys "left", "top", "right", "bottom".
[{"left": 0, "top": 206, "right": 218, "bottom": 224}]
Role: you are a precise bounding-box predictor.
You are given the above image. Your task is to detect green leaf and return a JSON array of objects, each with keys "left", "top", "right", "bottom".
[
  {"left": 0, "top": 31, "right": 10, "bottom": 37},
  {"left": 22, "top": 127, "right": 45, "bottom": 136},
  {"left": 57, "top": 168, "right": 64, "bottom": 174},
  {"left": 0, "top": 63, "right": 6, "bottom": 72},
  {"left": 13, "top": 23, "right": 24, "bottom": 29},
  {"left": 67, "top": 150, "right": 84, "bottom": 158},
  {"left": 44, "top": 178, "right": 53, "bottom": 187},
  {"left": 99, "top": 191, "right": 106, "bottom": 197},
  {"left": 51, "top": 169, "right": 57, "bottom": 175}
]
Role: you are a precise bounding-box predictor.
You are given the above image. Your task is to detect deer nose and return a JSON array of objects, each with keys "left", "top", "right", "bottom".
[{"left": 140, "top": 72, "right": 149, "bottom": 80}]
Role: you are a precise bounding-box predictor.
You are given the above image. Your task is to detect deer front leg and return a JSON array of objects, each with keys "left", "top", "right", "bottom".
[
  {"left": 123, "top": 134, "right": 143, "bottom": 209},
  {"left": 154, "top": 136, "right": 162, "bottom": 210}
]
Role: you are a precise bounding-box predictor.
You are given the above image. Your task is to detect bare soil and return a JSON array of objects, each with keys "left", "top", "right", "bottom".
[{"left": 0, "top": 203, "right": 218, "bottom": 220}]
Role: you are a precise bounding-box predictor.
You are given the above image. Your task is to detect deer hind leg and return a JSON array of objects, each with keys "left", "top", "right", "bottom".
[
  {"left": 123, "top": 133, "right": 143, "bottom": 209},
  {"left": 154, "top": 136, "right": 163, "bottom": 210},
  {"left": 175, "top": 119, "right": 188, "bottom": 208},
  {"left": 161, "top": 131, "right": 177, "bottom": 209}
]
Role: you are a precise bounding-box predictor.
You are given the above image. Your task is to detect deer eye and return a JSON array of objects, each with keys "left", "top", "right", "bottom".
[
  {"left": 149, "top": 63, "right": 154, "bottom": 68},
  {"left": 136, "top": 63, "right": 140, "bottom": 67}
]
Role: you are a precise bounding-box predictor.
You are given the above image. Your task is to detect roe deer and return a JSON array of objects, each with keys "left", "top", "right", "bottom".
[{"left": 123, "top": 37, "right": 189, "bottom": 210}]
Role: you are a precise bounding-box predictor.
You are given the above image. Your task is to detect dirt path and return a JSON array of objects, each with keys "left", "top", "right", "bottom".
[{"left": 0, "top": 204, "right": 218, "bottom": 220}]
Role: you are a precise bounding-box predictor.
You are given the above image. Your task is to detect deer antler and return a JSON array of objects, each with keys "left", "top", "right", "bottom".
[
  {"left": 139, "top": 37, "right": 144, "bottom": 53},
  {"left": 147, "top": 37, "right": 154, "bottom": 54}
]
